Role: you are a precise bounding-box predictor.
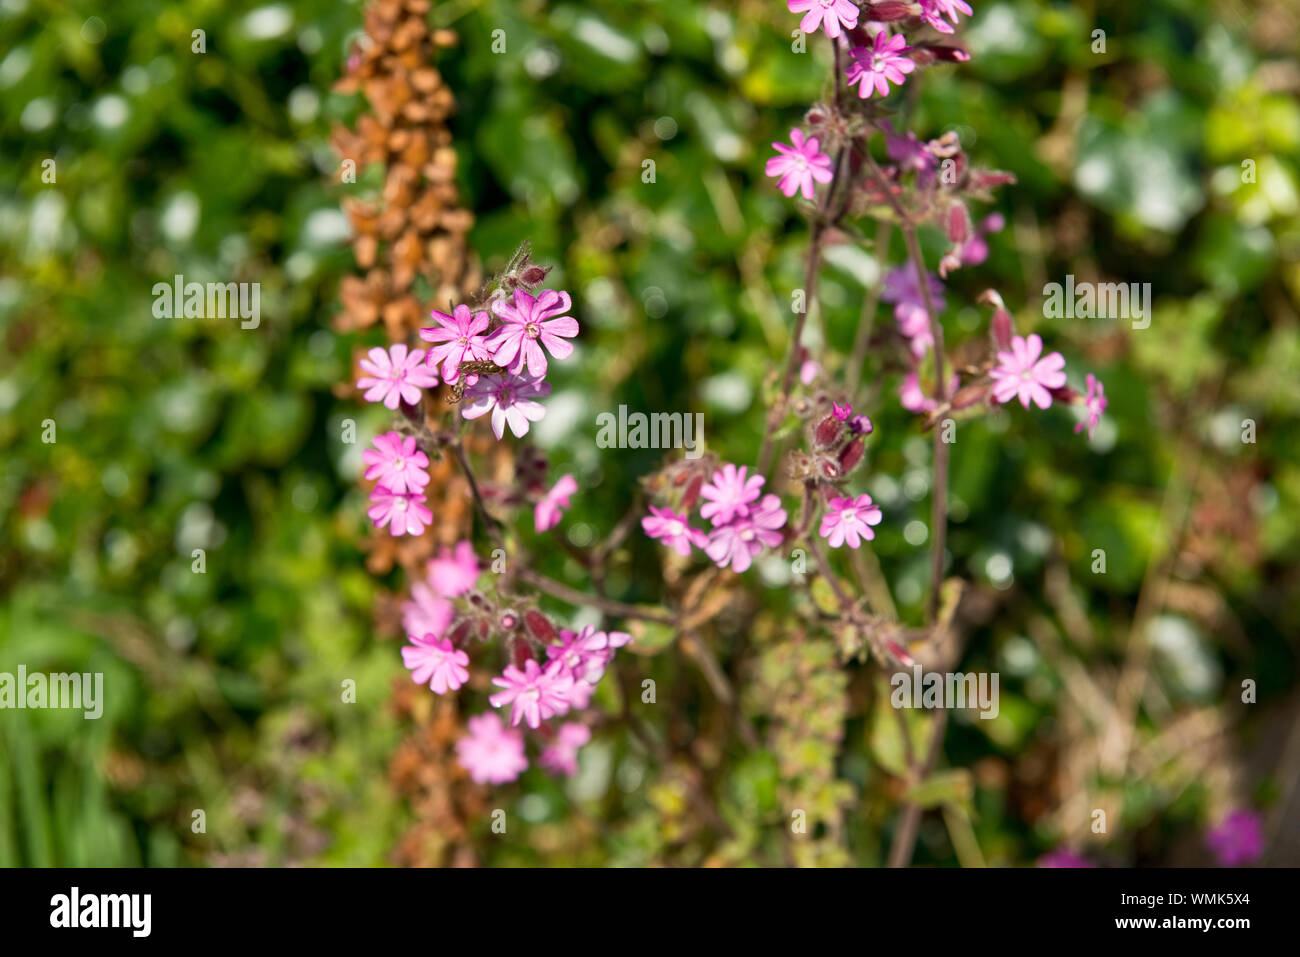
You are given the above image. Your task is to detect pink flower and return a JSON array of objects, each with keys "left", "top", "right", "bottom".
[
  {"left": 535, "top": 473, "right": 578, "bottom": 532},
  {"left": 885, "top": 124, "right": 939, "bottom": 186},
  {"left": 990, "top": 334, "right": 1067, "bottom": 410},
  {"left": 882, "top": 265, "right": 945, "bottom": 357},
  {"left": 546, "top": 625, "right": 616, "bottom": 685},
  {"left": 705, "top": 494, "right": 787, "bottom": 573},
  {"left": 919, "top": 0, "right": 974, "bottom": 35},
  {"left": 401, "top": 634, "right": 470, "bottom": 694},
  {"left": 800, "top": 359, "right": 822, "bottom": 385},
  {"left": 367, "top": 485, "right": 432, "bottom": 536},
  {"left": 846, "top": 32, "right": 915, "bottom": 99},
  {"left": 362, "top": 431, "right": 429, "bottom": 494},
  {"left": 356, "top": 343, "right": 439, "bottom": 410},
  {"left": 489, "top": 658, "right": 575, "bottom": 729},
  {"left": 1205, "top": 809, "right": 1264, "bottom": 867},
  {"left": 765, "top": 128, "right": 834, "bottom": 200},
  {"left": 899, "top": 371, "right": 959, "bottom": 414},
  {"left": 700, "top": 463, "right": 765, "bottom": 527},
  {"left": 641, "top": 505, "right": 709, "bottom": 556},
  {"left": 539, "top": 722, "right": 591, "bottom": 777},
  {"left": 819, "top": 493, "right": 883, "bottom": 549},
  {"left": 487, "top": 289, "right": 578, "bottom": 379},
  {"left": 402, "top": 581, "right": 454, "bottom": 639},
  {"left": 456, "top": 712, "right": 528, "bottom": 785},
  {"left": 787, "top": 0, "right": 859, "bottom": 38},
  {"left": 1075, "top": 373, "right": 1107, "bottom": 440},
  {"left": 899, "top": 371, "right": 936, "bottom": 413},
  {"left": 419, "top": 303, "right": 492, "bottom": 382},
  {"left": 428, "top": 540, "right": 479, "bottom": 597},
  {"left": 461, "top": 372, "right": 551, "bottom": 439}
]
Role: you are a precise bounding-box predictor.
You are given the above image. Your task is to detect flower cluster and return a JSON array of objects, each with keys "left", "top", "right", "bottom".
[
  {"left": 643, "top": 463, "right": 789, "bottom": 573},
  {"left": 420, "top": 285, "right": 577, "bottom": 439},
  {"left": 394, "top": 525, "right": 625, "bottom": 783},
  {"left": 763, "top": 2, "right": 1109, "bottom": 443},
  {"left": 456, "top": 625, "right": 628, "bottom": 783},
  {"left": 354, "top": 261, "right": 580, "bottom": 537}
]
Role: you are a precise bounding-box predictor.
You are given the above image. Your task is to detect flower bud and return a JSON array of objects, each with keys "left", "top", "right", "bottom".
[
  {"left": 991, "top": 307, "right": 1014, "bottom": 350},
  {"left": 524, "top": 609, "right": 557, "bottom": 644},
  {"left": 512, "top": 638, "right": 534, "bottom": 669},
  {"left": 682, "top": 473, "right": 704, "bottom": 511},
  {"left": 838, "top": 437, "right": 866, "bottom": 474},
  {"left": 885, "top": 639, "right": 915, "bottom": 668},
  {"left": 813, "top": 414, "right": 843, "bottom": 450},
  {"left": 866, "top": 1, "right": 913, "bottom": 21},
  {"left": 520, "top": 265, "right": 551, "bottom": 287},
  {"left": 448, "top": 619, "right": 472, "bottom": 646}
]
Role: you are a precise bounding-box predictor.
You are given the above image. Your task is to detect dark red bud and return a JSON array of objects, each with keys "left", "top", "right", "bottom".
[
  {"left": 838, "top": 438, "right": 865, "bottom": 474},
  {"left": 865, "top": 2, "right": 913, "bottom": 22},
  {"left": 813, "top": 415, "right": 842, "bottom": 450},
  {"left": 950, "top": 383, "right": 990, "bottom": 410},
  {"left": 448, "top": 620, "right": 472, "bottom": 646},
  {"left": 918, "top": 43, "right": 971, "bottom": 63},
  {"left": 946, "top": 202, "right": 971, "bottom": 245},
  {"left": 524, "top": 609, "right": 557, "bottom": 644},
  {"left": 520, "top": 265, "right": 550, "bottom": 286},
  {"left": 885, "top": 640, "right": 915, "bottom": 667},
  {"left": 682, "top": 473, "right": 704, "bottom": 511},
  {"left": 512, "top": 638, "right": 534, "bottom": 669},
  {"left": 991, "top": 307, "right": 1014, "bottom": 349}
]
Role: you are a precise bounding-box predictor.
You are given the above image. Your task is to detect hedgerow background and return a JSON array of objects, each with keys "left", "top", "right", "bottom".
[{"left": 1, "top": 0, "right": 1298, "bottom": 866}]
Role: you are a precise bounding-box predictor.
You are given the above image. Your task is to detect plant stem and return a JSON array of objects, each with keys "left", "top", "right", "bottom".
[
  {"left": 847, "top": 220, "right": 892, "bottom": 395},
  {"left": 758, "top": 222, "right": 825, "bottom": 477},
  {"left": 886, "top": 708, "right": 948, "bottom": 867},
  {"left": 516, "top": 567, "right": 674, "bottom": 625},
  {"left": 900, "top": 224, "right": 950, "bottom": 625},
  {"left": 451, "top": 443, "right": 504, "bottom": 549}
]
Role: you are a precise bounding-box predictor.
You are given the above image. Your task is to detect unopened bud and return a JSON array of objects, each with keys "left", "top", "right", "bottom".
[
  {"left": 838, "top": 438, "right": 866, "bottom": 474},
  {"left": 520, "top": 265, "right": 551, "bottom": 287},
  {"left": 524, "top": 609, "right": 557, "bottom": 644},
  {"left": 813, "top": 415, "right": 842, "bottom": 450}
]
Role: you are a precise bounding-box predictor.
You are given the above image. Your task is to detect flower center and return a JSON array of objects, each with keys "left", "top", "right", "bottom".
[
  {"left": 525, "top": 322, "right": 540, "bottom": 339},
  {"left": 842, "top": 509, "right": 857, "bottom": 522}
]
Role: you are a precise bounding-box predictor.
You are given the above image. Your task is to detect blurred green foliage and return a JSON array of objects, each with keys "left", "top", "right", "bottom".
[{"left": 2, "top": 0, "right": 1297, "bottom": 866}]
